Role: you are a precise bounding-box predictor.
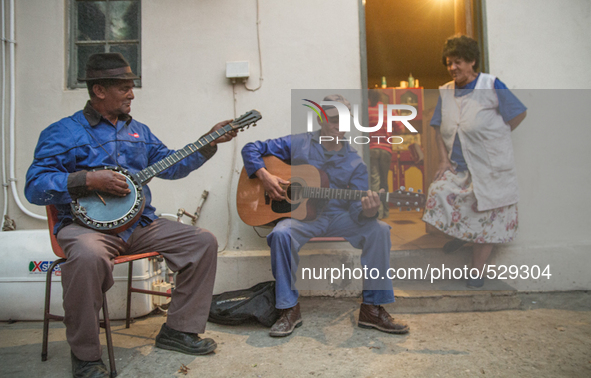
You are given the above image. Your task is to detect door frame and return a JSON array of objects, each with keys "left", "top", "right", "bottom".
[{"left": 358, "top": 0, "right": 489, "bottom": 233}]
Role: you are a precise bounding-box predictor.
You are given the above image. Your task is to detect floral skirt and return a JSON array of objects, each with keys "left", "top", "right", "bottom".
[{"left": 422, "top": 171, "right": 518, "bottom": 244}]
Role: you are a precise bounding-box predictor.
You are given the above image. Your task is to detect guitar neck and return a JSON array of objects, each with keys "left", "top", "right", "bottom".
[
  {"left": 301, "top": 187, "right": 423, "bottom": 208},
  {"left": 135, "top": 124, "right": 235, "bottom": 185},
  {"left": 302, "top": 187, "right": 386, "bottom": 201}
]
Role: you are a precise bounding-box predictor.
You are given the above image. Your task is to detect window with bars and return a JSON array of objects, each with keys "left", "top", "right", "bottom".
[{"left": 69, "top": 0, "right": 141, "bottom": 89}]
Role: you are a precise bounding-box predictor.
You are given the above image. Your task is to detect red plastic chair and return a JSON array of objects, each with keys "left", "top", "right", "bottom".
[{"left": 42, "top": 205, "right": 171, "bottom": 377}]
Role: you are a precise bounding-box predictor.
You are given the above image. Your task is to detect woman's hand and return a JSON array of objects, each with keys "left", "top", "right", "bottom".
[
  {"left": 434, "top": 160, "right": 456, "bottom": 181},
  {"left": 433, "top": 126, "right": 455, "bottom": 181}
]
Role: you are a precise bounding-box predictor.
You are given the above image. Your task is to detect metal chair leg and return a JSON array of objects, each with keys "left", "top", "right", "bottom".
[
  {"left": 42, "top": 258, "right": 65, "bottom": 362},
  {"left": 126, "top": 261, "right": 133, "bottom": 329},
  {"left": 102, "top": 294, "right": 117, "bottom": 378}
]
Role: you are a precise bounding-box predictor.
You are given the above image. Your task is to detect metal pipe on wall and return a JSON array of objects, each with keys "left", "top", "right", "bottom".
[
  {"left": 1, "top": 0, "right": 9, "bottom": 228},
  {"left": 7, "top": 0, "right": 46, "bottom": 221}
]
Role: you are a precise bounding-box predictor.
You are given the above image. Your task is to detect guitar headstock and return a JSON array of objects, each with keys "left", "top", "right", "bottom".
[
  {"left": 388, "top": 186, "right": 426, "bottom": 212},
  {"left": 231, "top": 109, "right": 262, "bottom": 132}
]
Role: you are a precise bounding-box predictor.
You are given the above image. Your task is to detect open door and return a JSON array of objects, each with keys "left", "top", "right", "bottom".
[
  {"left": 423, "top": 0, "right": 487, "bottom": 234},
  {"left": 363, "top": 0, "right": 487, "bottom": 246}
]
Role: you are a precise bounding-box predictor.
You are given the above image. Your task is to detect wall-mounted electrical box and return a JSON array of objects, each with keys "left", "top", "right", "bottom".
[{"left": 226, "top": 61, "right": 250, "bottom": 79}]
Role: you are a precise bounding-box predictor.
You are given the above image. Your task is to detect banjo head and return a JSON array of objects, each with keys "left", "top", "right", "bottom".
[{"left": 71, "top": 167, "right": 145, "bottom": 233}]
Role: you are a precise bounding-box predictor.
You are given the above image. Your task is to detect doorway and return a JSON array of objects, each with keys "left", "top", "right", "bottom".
[{"left": 363, "top": 0, "right": 486, "bottom": 250}]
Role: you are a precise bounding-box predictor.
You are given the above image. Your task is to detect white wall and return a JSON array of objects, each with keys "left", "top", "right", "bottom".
[
  {"left": 485, "top": 0, "right": 591, "bottom": 284},
  {"left": 486, "top": 0, "right": 591, "bottom": 89},
  {"left": 2, "top": 0, "right": 591, "bottom": 291},
  {"left": 2, "top": 0, "right": 362, "bottom": 251}
]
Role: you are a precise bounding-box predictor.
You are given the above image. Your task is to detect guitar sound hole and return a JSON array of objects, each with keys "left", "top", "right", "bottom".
[
  {"left": 271, "top": 182, "right": 303, "bottom": 214},
  {"left": 287, "top": 182, "right": 303, "bottom": 202},
  {"left": 271, "top": 199, "right": 292, "bottom": 214}
]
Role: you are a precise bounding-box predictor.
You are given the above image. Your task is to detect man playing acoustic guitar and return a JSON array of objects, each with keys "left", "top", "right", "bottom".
[
  {"left": 25, "top": 53, "right": 237, "bottom": 378},
  {"left": 241, "top": 94, "right": 409, "bottom": 337}
]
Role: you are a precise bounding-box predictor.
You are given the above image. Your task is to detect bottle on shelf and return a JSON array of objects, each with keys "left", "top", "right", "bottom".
[
  {"left": 408, "top": 73, "right": 415, "bottom": 88},
  {"left": 381, "top": 76, "right": 387, "bottom": 88}
]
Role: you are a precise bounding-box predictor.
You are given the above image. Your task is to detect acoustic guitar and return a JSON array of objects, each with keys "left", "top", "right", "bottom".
[
  {"left": 71, "top": 109, "right": 262, "bottom": 234},
  {"left": 236, "top": 156, "right": 426, "bottom": 227}
]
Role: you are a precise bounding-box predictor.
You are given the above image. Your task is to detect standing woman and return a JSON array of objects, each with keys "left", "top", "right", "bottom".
[{"left": 422, "top": 35, "right": 527, "bottom": 288}]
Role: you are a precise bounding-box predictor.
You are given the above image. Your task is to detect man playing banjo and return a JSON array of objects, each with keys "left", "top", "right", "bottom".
[{"left": 25, "top": 53, "right": 236, "bottom": 378}]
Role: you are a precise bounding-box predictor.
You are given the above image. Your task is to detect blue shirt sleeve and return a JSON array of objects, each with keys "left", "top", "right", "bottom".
[
  {"left": 430, "top": 96, "right": 443, "bottom": 127},
  {"left": 494, "top": 78, "right": 527, "bottom": 123},
  {"left": 241, "top": 135, "right": 292, "bottom": 178},
  {"left": 346, "top": 160, "right": 375, "bottom": 224},
  {"left": 25, "top": 123, "right": 77, "bottom": 205}
]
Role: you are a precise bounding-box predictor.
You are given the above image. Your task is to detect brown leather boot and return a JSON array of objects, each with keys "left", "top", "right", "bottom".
[
  {"left": 269, "top": 303, "right": 302, "bottom": 337},
  {"left": 358, "top": 304, "right": 409, "bottom": 334}
]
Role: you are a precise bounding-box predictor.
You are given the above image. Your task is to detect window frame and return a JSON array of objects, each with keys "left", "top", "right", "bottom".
[{"left": 68, "top": 0, "right": 142, "bottom": 89}]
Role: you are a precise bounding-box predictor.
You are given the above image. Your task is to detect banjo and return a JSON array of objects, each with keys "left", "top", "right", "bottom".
[{"left": 71, "top": 109, "right": 262, "bottom": 234}]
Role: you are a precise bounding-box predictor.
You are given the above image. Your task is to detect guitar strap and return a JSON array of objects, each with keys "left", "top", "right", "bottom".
[{"left": 69, "top": 116, "right": 121, "bottom": 169}]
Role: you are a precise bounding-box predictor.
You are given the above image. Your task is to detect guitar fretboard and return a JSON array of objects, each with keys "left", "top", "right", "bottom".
[
  {"left": 295, "top": 186, "right": 423, "bottom": 208},
  {"left": 300, "top": 187, "right": 388, "bottom": 201},
  {"left": 135, "top": 124, "right": 234, "bottom": 184}
]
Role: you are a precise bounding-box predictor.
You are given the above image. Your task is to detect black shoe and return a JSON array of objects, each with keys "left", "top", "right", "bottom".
[
  {"left": 155, "top": 323, "right": 217, "bottom": 355},
  {"left": 443, "top": 238, "right": 468, "bottom": 254},
  {"left": 71, "top": 351, "right": 109, "bottom": 378}
]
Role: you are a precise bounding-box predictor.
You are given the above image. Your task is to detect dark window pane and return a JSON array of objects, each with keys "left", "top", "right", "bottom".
[
  {"left": 70, "top": 0, "right": 141, "bottom": 89},
  {"left": 108, "top": 1, "right": 139, "bottom": 41},
  {"left": 110, "top": 44, "right": 139, "bottom": 76},
  {"left": 77, "top": 44, "right": 105, "bottom": 81},
  {"left": 77, "top": 1, "right": 106, "bottom": 41}
]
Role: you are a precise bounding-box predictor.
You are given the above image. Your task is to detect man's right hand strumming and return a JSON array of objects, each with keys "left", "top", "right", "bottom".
[
  {"left": 86, "top": 170, "right": 131, "bottom": 197},
  {"left": 255, "top": 168, "right": 290, "bottom": 201}
]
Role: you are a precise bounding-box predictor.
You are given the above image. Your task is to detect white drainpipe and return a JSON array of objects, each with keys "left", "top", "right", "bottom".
[
  {"left": 2, "top": 0, "right": 9, "bottom": 227},
  {"left": 7, "top": 0, "right": 46, "bottom": 222}
]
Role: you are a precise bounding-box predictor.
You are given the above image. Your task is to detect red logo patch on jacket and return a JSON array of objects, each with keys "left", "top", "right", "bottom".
[{"left": 129, "top": 133, "right": 140, "bottom": 138}]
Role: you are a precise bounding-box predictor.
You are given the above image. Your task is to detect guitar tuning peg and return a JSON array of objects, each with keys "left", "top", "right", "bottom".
[
  {"left": 416, "top": 208, "right": 421, "bottom": 212},
  {"left": 418, "top": 189, "right": 422, "bottom": 193},
  {"left": 400, "top": 186, "right": 405, "bottom": 191},
  {"left": 409, "top": 188, "right": 413, "bottom": 192},
  {"left": 396, "top": 202, "right": 401, "bottom": 206}
]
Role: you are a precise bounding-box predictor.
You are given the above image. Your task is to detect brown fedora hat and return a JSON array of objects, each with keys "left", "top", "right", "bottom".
[{"left": 79, "top": 52, "right": 140, "bottom": 81}]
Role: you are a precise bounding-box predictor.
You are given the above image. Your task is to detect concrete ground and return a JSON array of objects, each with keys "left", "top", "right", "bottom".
[{"left": 1, "top": 294, "right": 591, "bottom": 378}]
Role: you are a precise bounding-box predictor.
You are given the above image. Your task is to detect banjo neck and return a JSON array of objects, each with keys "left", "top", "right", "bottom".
[
  {"left": 134, "top": 123, "right": 235, "bottom": 185},
  {"left": 72, "top": 109, "right": 261, "bottom": 234}
]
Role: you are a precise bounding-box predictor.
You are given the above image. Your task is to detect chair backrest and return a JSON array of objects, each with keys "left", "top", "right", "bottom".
[{"left": 46, "top": 205, "right": 66, "bottom": 259}]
